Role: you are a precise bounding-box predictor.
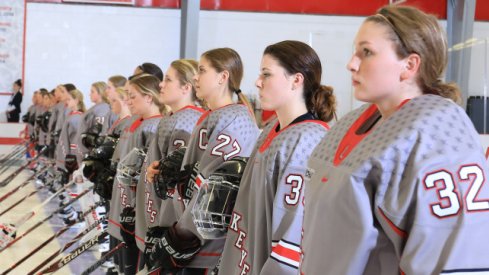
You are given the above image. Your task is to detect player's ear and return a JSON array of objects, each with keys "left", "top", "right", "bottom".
[
  {"left": 400, "top": 53, "right": 421, "bottom": 81},
  {"left": 291, "top": 72, "right": 304, "bottom": 91}
]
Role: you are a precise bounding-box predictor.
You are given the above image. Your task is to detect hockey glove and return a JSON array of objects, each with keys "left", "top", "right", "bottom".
[
  {"left": 144, "top": 226, "right": 168, "bottom": 270},
  {"left": 176, "top": 163, "right": 199, "bottom": 201},
  {"left": 120, "top": 206, "right": 136, "bottom": 247},
  {"left": 150, "top": 222, "right": 201, "bottom": 269},
  {"left": 154, "top": 148, "right": 192, "bottom": 200},
  {"left": 65, "top": 154, "right": 79, "bottom": 175}
]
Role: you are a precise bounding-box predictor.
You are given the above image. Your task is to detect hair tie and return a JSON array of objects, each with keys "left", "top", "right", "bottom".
[{"left": 235, "top": 89, "right": 242, "bottom": 95}]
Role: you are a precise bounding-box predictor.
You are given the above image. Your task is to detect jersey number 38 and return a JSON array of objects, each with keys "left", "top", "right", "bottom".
[{"left": 424, "top": 164, "right": 489, "bottom": 218}]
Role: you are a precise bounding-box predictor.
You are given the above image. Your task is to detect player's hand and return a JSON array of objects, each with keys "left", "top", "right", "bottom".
[{"left": 146, "top": 161, "right": 160, "bottom": 184}]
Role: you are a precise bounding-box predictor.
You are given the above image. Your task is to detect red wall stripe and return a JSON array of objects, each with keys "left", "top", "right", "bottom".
[
  {"left": 0, "top": 137, "right": 24, "bottom": 145},
  {"left": 24, "top": 0, "right": 489, "bottom": 21}
]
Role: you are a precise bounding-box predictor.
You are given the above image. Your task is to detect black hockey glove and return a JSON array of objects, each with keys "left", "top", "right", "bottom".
[
  {"left": 120, "top": 206, "right": 136, "bottom": 247},
  {"left": 144, "top": 226, "right": 169, "bottom": 270},
  {"left": 22, "top": 113, "right": 29, "bottom": 123},
  {"left": 65, "top": 154, "right": 79, "bottom": 175},
  {"left": 150, "top": 222, "right": 201, "bottom": 270},
  {"left": 176, "top": 163, "right": 199, "bottom": 201},
  {"left": 154, "top": 148, "right": 192, "bottom": 200}
]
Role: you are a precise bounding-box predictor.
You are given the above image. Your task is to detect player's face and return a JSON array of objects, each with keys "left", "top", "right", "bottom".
[
  {"left": 159, "top": 66, "right": 185, "bottom": 106},
  {"left": 66, "top": 95, "right": 78, "bottom": 111},
  {"left": 347, "top": 21, "right": 405, "bottom": 103},
  {"left": 90, "top": 86, "right": 101, "bottom": 103},
  {"left": 194, "top": 57, "right": 221, "bottom": 101},
  {"left": 256, "top": 54, "right": 295, "bottom": 111},
  {"left": 127, "top": 84, "right": 150, "bottom": 116},
  {"left": 108, "top": 92, "right": 122, "bottom": 114},
  {"left": 106, "top": 81, "right": 117, "bottom": 97}
]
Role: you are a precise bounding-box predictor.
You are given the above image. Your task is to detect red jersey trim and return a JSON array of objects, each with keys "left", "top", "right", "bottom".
[
  {"left": 259, "top": 120, "right": 330, "bottom": 153},
  {"left": 178, "top": 105, "right": 206, "bottom": 114},
  {"left": 378, "top": 207, "right": 408, "bottom": 238},
  {"left": 69, "top": 111, "right": 83, "bottom": 115},
  {"left": 271, "top": 240, "right": 301, "bottom": 267},
  {"left": 333, "top": 100, "right": 410, "bottom": 166},
  {"left": 129, "top": 114, "right": 163, "bottom": 133}
]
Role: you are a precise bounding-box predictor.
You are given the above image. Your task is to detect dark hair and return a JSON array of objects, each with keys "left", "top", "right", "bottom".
[
  {"left": 14, "top": 79, "right": 22, "bottom": 88},
  {"left": 264, "top": 40, "right": 336, "bottom": 122},
  {"left": 137, "top": 63, "right": 163, "bottom": 81},
  {"left": 366, "top": 6, "right": 460, "bottom": 103},
  {"left": 201, "top": 48, "right": 254, "bottom": 117},
  {"left": 63, "top": 83, "right": 77, "bottom": 92}
]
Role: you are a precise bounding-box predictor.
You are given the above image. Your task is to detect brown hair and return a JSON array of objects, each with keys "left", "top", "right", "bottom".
[
  {"left": 108, "top": 75, "right": 127, "bottom": 88},
  {"left": 114, "top": 87, "right": 128, "bottom": 100},
  {"left": 129, "top": 73, "right": 167, "bottom": 114},
  {"left": 69, "top": 89, "right": 86, "bottom": 112},
  {"left": 264, "top": 40, "right": 336, "bottom": 122},
  {"left": 91, "top": 81, "right": 109, "bottom": 104},
  {"left": 201, "top": 48, "right": 253, "bottom": 116},
  {"left": 170, "top": 59, "right": 206, "bottom": 108},
  {"left": 366, "top": 5, "right": 461, "bottom": 103}
]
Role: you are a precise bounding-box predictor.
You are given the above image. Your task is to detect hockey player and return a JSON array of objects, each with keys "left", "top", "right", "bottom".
[
  {"left": 107, "top": 73, "right": 164, "bottom": 274},
  {"left": 216, "top": 40, "right": 335, "bottom": 275},
  {"left": 301, "top": 6, "right": 489, "bottom": 274},
  {"left": 134, "top": 59, "right": 205, "bottom": 269},
  {"left": 45, "top": 86, "right": 69, "bottom": 159},
  {"left": 102, "top": 75, "right": 127, "bottom": 135},
  {"left": 148, "top": 48, "right": 260, "bottom": 274}
]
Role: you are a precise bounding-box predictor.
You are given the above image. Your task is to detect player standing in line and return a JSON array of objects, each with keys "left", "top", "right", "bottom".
[
  {"left": 149, "top": 48, "right": 260, "bottom": 274},
  {"left": 102, "top": 75, "right": 128, "bottom": 135},
  {"left": 301, "top": 5, "right": 489, "bottom": 274},
  {"left": 45, "top": 86, "right": 68, "bottom": 158},
  {"left": 217, "top": 40, "right": 336, "bottom": 275},
  {"left": 54, "top": 89, "right": 85, "bottom": 176},
  {"left": 134, "top": 59, "right": 205, "bottom": 270},
  {"left": 107, "top": 73, "right": 165, "bottom": 275}
]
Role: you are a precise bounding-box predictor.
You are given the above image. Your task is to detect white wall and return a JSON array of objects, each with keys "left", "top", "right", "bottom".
[
  {"left": 24, "top": 3, "right": 180, "bottom": 113},
  {"left": 23, "top": 3, "right": 489, "bottom": 119}
]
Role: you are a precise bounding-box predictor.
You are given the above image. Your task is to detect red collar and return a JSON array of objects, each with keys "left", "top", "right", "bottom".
[
  {"left": 333, "top": 99, "right": 410, "bottom": 166},
  {"left": 259, "top": 120, "right": 329, "bottom": 153},
  {"left": 69, "top": 111, "right": 82, "bottom": 115},
  {"left": 129, "top": 114, "right": 163, "bottom": 133}
]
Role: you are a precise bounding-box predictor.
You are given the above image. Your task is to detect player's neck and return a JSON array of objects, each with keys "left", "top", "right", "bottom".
[
  {"left": 206, "top": 91, "right": 233, "bottom": 110},
  {"left": 169, "top": 98, "right": 194, "bottom": 113},
  {"left": 276, "top": 104, "right": 308, "bottom": 131}
]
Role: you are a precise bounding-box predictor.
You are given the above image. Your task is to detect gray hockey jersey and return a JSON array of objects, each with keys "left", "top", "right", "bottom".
[
  {"left": 75, "top": 102, "right": 111, "bottom": 163},
  {"left": 55, "top": 111, "right": 83, "bottom": 170},
  {"left": 54, "top": 104, "right": 70, "bottom": 137},
  {"left": 301, "top": 95, "right": 489, "bottom": 275},
  {"left": 101, "top": 110, "right": 118, "bottom": 136},
  {"left": 172, "top": 104, "right": 260, "bottom": 268},
  {"left": 107, "top": 115, "right": 131, "bottom": 138},
  {"left": 107, "top": 114, "right": 162, "bottom": 241},
  {"left": 134, "top": 106, "right": 205, "bottom": 251},
  {"left": 219, "top": 119, "right": 329, "bottom": 275},
  {"left": 46, "top": 102, "right": 65, "bottom": 145}
]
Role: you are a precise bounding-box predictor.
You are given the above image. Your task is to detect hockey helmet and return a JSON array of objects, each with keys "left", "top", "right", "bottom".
[
  {"left": 116, "top": 148, "right": 147, "bottom": 187},
  {"left": 191, "top": 157, "right": 247, "bottom": 239}
]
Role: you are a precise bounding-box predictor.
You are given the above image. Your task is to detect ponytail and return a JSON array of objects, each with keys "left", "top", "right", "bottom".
[
  {"left": 235, "top": 89, "right": 256, "bottom": 120},
  {"left": 308, "top": 85, "right": 336, "bottom": 123},
  {"left": 423, "top": 80, "right": 461, "bottom": 104}
]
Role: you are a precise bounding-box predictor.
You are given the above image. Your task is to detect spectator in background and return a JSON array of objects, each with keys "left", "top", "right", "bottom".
[{"left": 7, "top": 79, "right": 23, "bottom": 122}]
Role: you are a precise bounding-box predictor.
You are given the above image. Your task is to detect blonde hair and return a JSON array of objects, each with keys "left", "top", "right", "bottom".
[
  {"left": 366, "top": 5, "right": 461, "bottom": 103},
  {"left": 91, "top": 81, "right": 109, "bottom": 103},
  {"left": 69, "top": 89, "right": 86, "bottom": 112},
  {"left": 170, "top": 59, "right": 206, "bottom": 108},
  {"left": 201, "top": 48, "right": 254, "bottom": 117},
  {"left": 108, "top": 75, "right": 127, "bottom": 88},
  {"left": 114, "top": 87, "right": 128, "bottom": 100},
  {"left": 129, "top": 73, "right": 167, "bottom": 114}
]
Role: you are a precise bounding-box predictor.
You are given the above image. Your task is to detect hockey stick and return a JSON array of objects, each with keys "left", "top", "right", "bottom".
[
  {"left": 0, "top": 180, "right": 76, "bottom": 248},
  {"left": 37, "top": 230, "right": 109, "bottom": 274},
  {"left": 1, "top": 203, "right": 100, "bottom": 275},
  {"left": 0, "top": 150, "right": 26, "bottom": 175},
  {"left": 0, "top": 189, "right": 38, "bottom": 217},
  {"left": 0, "top": 143, "right": 26, "bottom": 164},
  {"left": 0, "top": 185, "right": 91, "bottom": 252},
  {"left": 27, "top": 205, "right": 104, "bottom": 275},
  {"left": 80, "top": 241, "right": 125, "bottom": 275},
  {"left": 0, "top": 147, "right": 46, "bottom": 187},
  {"left": 0, "top": 165, "right": 49, "bottom": 203}
]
